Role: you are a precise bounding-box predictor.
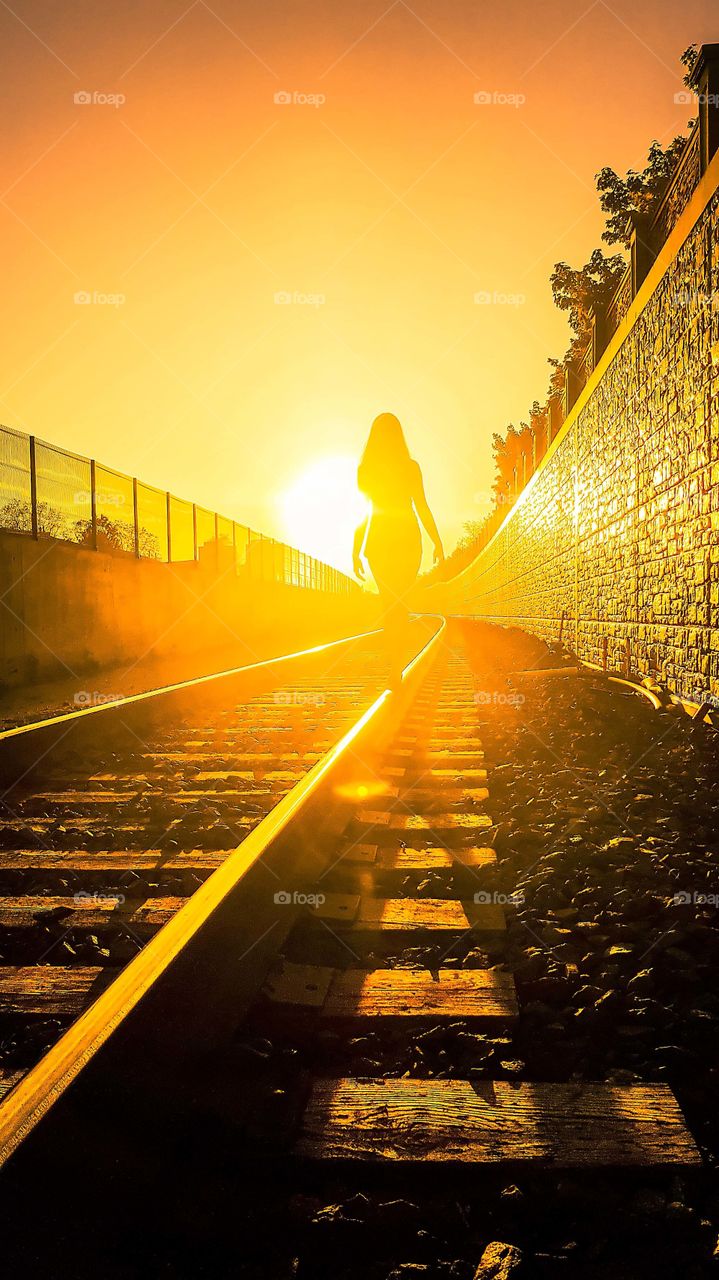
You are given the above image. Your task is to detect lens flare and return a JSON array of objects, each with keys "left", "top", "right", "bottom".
[{"left": 333, "top": 780, "right": 394, "bottom": 802}]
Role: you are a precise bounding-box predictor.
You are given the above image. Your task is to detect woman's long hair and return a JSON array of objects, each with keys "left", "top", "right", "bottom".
[{"left": 358, "top": 412, "right": 414, "bottom": 506}]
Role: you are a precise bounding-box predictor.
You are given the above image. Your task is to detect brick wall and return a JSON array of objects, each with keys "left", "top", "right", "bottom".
[{"left": 436, "top": 152, "right": 719, "bottom": 704}]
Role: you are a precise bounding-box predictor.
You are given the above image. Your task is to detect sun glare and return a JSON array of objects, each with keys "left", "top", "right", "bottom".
[{"left": 279, "top": 455, "right": 368, "bottom": 576}]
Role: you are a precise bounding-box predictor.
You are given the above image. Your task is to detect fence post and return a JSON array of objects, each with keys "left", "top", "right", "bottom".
[
  {"left": 691, "top": 43, "right": 719, "bottom": 173},
  {"left": 548, "top": 394, "right": 562, "bottom": 445},
  {"left": 90, "top": 458, "right": 98, "bottom": 549},
  {"left": 29, "top": 435, "right": 38, "bottom": 539},
  {"left": 563, "top": 364, "right": 582, "bottom": 417},
  {"left": 630, "top": 217, "right": 654, "bottom": 299},
  {"left": 132, "top": 478, "right": 140, "bottom": 557},
  {"left": 592, "top": 307, "right": 609, "bottom": 367}
]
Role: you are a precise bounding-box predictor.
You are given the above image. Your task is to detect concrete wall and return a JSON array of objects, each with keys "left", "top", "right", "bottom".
[
  {"left": 0, "top": 531, "right": 375, "bottom": 688},
  {"left": 429, "top": 151, "right": 719, "bottom": 704}
]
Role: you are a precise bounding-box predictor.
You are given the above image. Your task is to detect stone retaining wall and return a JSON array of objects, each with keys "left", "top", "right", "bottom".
[{"left": 435, "top": 153, "right": 719, "bottom": 704}]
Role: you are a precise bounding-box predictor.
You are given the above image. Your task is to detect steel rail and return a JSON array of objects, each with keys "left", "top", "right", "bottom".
[
  {"left": 0, "top": 625, "right": 384, "bottom": 794},
  {"left": 0, "top": 625, "right": 384, "bottom": 746},
  {"left": 0, "top": 615, "right": 445, "bottom": 1167}
]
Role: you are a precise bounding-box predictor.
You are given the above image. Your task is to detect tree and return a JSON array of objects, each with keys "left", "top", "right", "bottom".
[
  {"left": 546, "top": 357, "right": 565, "bottom": 402},
  {"left": 492, "top": 424, "right": 524, "bottom": 502},
  {"left": 0, "top": 497, "right": 33, "bottom": 532},
  {"left": 138, "top": 527, "right": 161, "bottom": 559},
  {"left": 456, "top": 520, "right": 485, "bottom": 549},
  {"left": 681, "top": 44, "right": 699, "bottom": 87},
  {"left": 551, "top": 249, "right": 626, "bottom": 343},
  {"left": 596, "top": 137, "right": 688, "bottom": 248},
  {"left": 420, "top": 514, "right": 498, "bottom": 585},
  {"left": 74, "top": 513, "right": 137, "bottom": 552}
]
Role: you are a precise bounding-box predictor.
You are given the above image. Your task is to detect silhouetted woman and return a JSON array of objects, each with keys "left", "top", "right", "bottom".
[{"left": 353, "top": 412, "right": 443, "bottom": 685}]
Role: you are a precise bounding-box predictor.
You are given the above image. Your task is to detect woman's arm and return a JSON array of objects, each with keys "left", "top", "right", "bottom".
[
  {"left": 353, "top": 515, "right": 368, "bottom": 580},
  {"left": 412, "top": 465, "right": 444, "bottom": 563}
]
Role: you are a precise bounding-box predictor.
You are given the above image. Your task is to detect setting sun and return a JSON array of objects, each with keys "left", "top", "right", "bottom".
[{"left": 279, "top": 455, "right": 368, "bottom": 577}]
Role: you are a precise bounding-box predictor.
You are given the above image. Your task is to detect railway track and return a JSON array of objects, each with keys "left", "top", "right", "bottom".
[
  {"left": 0, "top": 629, "right": 401, "bottom": 1102},
  {"left": 0, "top": 617, "right": 704, "bottom": 1277}
]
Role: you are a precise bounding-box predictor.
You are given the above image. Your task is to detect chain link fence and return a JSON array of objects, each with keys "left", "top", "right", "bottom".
[{"left": 0, "top": 425, "right": 356, "bottom": 594}]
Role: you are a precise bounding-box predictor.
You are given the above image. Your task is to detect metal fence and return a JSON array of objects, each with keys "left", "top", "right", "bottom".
[{"left": 0, "top": 425, "right": 356, "bottom": 595}]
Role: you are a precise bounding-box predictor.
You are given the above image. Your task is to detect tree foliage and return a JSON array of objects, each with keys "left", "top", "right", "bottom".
[
  {"left": 596, "top": 137, "right": 688, "bottom": 248},
  {"left": 0, "top": 500, "right": 158, "bottom": 556},
  {"left": 681, "top": 44, "right": 699, "bottom": 87},
  {"left": 550, "top": 248, "right": 626, "bottom": 348},
  {"left": 74, "top": 512, "right": 139, "bottom": 553}
]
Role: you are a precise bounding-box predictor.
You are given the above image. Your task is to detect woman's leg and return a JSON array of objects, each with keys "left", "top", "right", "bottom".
[
  {"left": 380, "top": 582, "right": 409, "bottom": 687},
  {"left": 369, "top": 543, "right": 421, "bottom": 687}
]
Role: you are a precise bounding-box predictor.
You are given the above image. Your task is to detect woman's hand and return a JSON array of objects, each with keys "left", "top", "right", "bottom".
[
  {"left": 353, "top": 515, "right": 368, "bottom": 582},
  {"left": 433, "top": 540, "right": 444, "bottom": 565}
]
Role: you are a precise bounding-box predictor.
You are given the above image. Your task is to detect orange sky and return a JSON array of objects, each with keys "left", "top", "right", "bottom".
[{"left": 0, "top": 0, "right": 714, "bottom": 571}]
